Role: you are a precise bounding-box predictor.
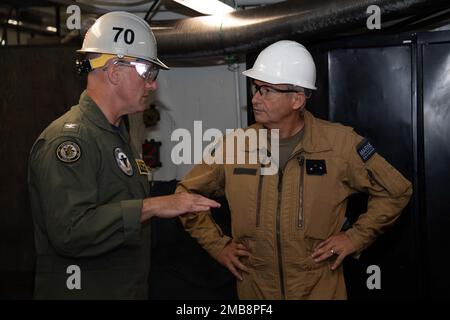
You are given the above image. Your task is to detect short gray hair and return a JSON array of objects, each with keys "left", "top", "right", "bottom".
[{"left": 287, "top": 85, "right": 312, "bottom": 98}]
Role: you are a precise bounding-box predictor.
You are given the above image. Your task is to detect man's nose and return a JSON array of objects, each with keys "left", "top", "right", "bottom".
[
  {"left": 146, "top": 79, "right": 158, "bottom": 91},
  {"left": 252, "top": 91, "right": 262, "bottom": 104}
]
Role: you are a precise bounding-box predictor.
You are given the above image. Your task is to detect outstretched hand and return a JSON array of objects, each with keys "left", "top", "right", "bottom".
[{"left": 141, "top": 193, "right": 221, "bottom": 221}]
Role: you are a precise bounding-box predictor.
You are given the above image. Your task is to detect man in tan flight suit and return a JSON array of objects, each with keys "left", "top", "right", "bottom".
[{"left": 176, "top": 40, "right": 413, "bottom": 299}]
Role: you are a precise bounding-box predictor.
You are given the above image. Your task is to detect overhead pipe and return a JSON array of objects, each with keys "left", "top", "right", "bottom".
[{"left": 152, "top": 0, "right": 450, "bottom": 60}]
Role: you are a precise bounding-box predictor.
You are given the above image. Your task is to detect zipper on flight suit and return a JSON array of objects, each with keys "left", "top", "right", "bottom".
[
  {"left": 274, "top": 149, "right": 304, "bottom": 299},
  {"left": 256, "top": 173, "right": 264, "bottom": 227},
  {"left": 297, "top": 155, "right": 305, "bottom": 228},
  {"left": 276, "top": 169, "right": 286, "bottom": 300}
]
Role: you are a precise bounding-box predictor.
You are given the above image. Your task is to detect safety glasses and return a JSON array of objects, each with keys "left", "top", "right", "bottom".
[
  {"left": 113, "top": 59, "right": 160, "bottom": 82},
  {"left": 251, "top": 83, "right": 301, "bottom": 97}
]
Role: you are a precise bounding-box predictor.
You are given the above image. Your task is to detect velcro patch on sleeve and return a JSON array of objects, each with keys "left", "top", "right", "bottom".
[
  {"left": 357, "top": 138, "right": 376, "bottom": 162},
  {"left": 56, "top": 141, "right": 81, "bottom": 163}
]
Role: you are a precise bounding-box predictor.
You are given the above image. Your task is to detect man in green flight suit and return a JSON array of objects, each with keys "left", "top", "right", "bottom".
[{"left": 28, "top": 11, "right": 220, "bottom": 299}]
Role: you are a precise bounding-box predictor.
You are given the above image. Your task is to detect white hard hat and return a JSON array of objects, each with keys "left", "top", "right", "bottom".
[
  {"left": 78, "top": 11, "right": 168, "bottom": 70},
  {"left": 243, "top": 40, "right": 316, "bottom": 90}
]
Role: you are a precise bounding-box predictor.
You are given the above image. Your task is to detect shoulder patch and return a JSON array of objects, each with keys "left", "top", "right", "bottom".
[
  {"left": 62, "top": 122, "right": 80, "bottom": 133},
  {"left": 56, "top": 141, "right": 81, "bottom": 163},
  {"left": 357, "top": 138, "right": 376, "bottom": 162}
]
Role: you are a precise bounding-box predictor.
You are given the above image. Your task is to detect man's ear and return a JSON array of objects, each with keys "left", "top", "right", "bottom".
[
  {"left": 105, "top": 62, "right": 121, "bottom": 85},
  {"left": 291, "top": 92, "right": 306, "bottom": 111}
]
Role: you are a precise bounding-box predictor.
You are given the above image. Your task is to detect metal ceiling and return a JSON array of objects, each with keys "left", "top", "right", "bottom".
[{"left": 2, "top": 0, "right": 450, "bottom": 65}]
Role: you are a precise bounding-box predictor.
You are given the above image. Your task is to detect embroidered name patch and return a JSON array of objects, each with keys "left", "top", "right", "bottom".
[{"left": 357, "top": 138, "right": 376, "bottom": 162}]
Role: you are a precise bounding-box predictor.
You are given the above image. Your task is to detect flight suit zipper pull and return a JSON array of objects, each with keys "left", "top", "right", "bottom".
[
  {"left": 298, "top": 156, "right": 305, "bottom": 229},
  {"left": 278, "top": 170, "right": 284, "bottom": 192},
  {"left": 276, "top": 168, "right": 286, "bottom": 299},
  {"left": 256, "top": 171, "right": 264, "bottom": 227}
]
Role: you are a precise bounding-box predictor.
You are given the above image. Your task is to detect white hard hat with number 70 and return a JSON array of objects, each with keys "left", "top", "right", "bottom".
[
  {"left": 78, "top": 11, "right": 168, "bottom": 70},
  {"left": 243, "top": 40, "right": 317, "bottom": 90}
]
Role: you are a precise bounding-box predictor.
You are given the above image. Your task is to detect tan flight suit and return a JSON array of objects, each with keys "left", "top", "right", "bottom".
[{"left": 177, "top": 110, "right": 412, "bottom": 300}]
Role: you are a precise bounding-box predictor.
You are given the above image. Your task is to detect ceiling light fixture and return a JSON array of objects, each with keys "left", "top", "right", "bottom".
[
  {"left": 8, "top": 19, "right": 23, "bottom": 26},
  {"left": 173, "top": 0, "right": 235, "bottom": 15}
]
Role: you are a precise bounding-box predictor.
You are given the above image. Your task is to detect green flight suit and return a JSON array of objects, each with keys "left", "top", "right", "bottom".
[{"left": 28, "top": 91, "right": 151, "bottom": 299}]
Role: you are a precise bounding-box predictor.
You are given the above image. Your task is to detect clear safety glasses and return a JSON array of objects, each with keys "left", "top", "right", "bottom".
[
  {"left": 113, "top": 59, "right": 160, "bottom": 82},
  {"left": 251, "top": 83, "right": 300, "bottom": 97}
]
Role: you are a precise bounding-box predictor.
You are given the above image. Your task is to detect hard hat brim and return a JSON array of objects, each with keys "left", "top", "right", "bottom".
[
  {"left": 152, "top": 58, "right": 170, "bottom": 70},
  {"left": 242, "top": 68, "right": 317, "bottom": 90},
  {"left": 77, "top": 48, "right": 169, "bottom": 70}
]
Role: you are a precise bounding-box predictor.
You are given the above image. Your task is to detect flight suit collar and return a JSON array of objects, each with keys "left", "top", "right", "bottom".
[
  {"left": 296, "top": 110, "right": 332, "bottom": 154},
  {"left": 247, "top": 110, "right": 332, "bottom": 154},
  {"left": 78, "top": 90, "right": 130, "bottom": 141}
]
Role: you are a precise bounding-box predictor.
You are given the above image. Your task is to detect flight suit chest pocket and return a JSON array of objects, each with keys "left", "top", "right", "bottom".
[
  {"left": 289, "top": 157, "right": 344, "bottom": 242},
  {"left": 227, "top": 166, "right": 263, "bottom": 237},
  {"left": 98, "top": 145, "right": 139, "bottom": 200}
]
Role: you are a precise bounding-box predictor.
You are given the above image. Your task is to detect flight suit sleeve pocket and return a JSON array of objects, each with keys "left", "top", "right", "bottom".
[
  {"left": 121, "top": 199, "right": 142, "bottom": 245},
  {"left": 365, "top": 153, "right": 411, "bottom": 197}
]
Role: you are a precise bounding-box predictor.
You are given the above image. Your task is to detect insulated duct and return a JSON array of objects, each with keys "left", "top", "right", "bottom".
[{"left": 153, "top": 0, "right": 450, "bottom": 60}]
